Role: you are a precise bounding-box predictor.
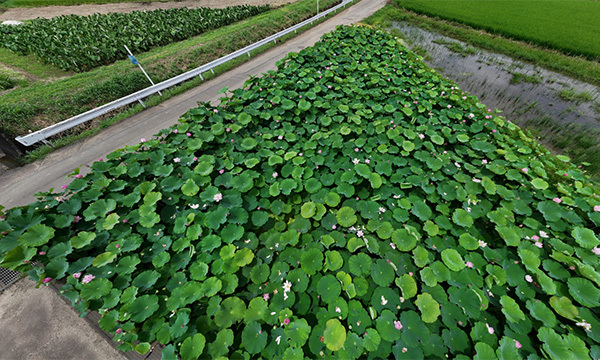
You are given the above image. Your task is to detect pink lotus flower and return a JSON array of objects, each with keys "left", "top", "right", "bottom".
[
  {"left": 532, "top": 235, "right": 540, "bottom": 241},
  {"left": 42, "top": 277, "right": 52, "bottom": 284},
  {"left": 594, "top": 205, "right": 600, "bottom": 212},
  {"left": 73, "top": 272, "right": 81, "bottom": 279},
  {"left": 140, "top": 138, "right": 147, "bottom": 143},
  {"left": 514, "top": 340, "right": 522, "bottom": 349},
  {"left": 522, "top": 168, "right": 529, "bottom": 173},
  {"left": 116, "top": 328, "right": 122, "bottom": 335},
  {"left": 38, "top": 251, "right": 46, "bottom": 255},
  {"left": 186, "top": 132, "right": 191, "bottom": 137},
  {"left": 465, "top": 261, "right": 474, "bottom": 268},
  {"left": 263, "top": 293, "right": 270, "bottom": 301},
  {"left": 82, "top": 274, "right": 96, "bottom": 284},
  {"left": 525, "top": 275, "right": 533, "bottom": 283},
  {"left": 394, "top": 321, "right": 402, "bottom": 330},
  {"left": 553, "top": 198, "right": 562, "bottom": 204},
  {"left": 485, "top": 323, "right": 494, "bottom": 335},
  {"left": 213, "top": 193, "right": 223, "bottom": 202},
  {"left": 61, "top": 185, "right": 68, "bottom": 189},
  {"left": 534, "top": 242, "right": 543, "bottom": 248},
  {"left": 283, "top": 318, "right": 290, "bottom": 325},
  {"left": 592, "top": 247, "right": 600, "bottom": 255}
]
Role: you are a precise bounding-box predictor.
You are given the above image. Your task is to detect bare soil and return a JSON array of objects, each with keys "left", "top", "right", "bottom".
[{"left": 0, "top": 0, "right": 300, "bottom": 21}]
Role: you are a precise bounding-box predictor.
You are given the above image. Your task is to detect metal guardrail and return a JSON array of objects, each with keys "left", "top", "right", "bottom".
[{"left": 15, "top": 0, "right": 353, "bottom": 147}]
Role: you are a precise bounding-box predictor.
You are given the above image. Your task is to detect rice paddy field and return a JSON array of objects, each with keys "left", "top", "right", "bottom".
[{"left": 395, "top": 0, "right": 600, "bottom": 61}]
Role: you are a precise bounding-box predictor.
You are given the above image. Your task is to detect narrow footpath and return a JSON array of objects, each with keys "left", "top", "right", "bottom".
[{"left": 0, "top": 1, "right": 385, "bottom": 359}]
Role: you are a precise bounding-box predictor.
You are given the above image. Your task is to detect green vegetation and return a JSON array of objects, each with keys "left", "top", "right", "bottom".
[
  {"left": 0, "top": 5, "right": 271, "bottom": 72},
  {"left": 432, "top": 38, "right": 476, "bottom": 57},
  {"left": 524, "top": 117, "right": 600, "bottom": 177},
  {"left": 396, "top": 0, "right": 600, "bottom": 61},
  {"left": 1, "top": 0, "right": 171, "bottom": 7},
  {"left": 509, "top": 72, "right": 542, "bottom": 85},
  {"left": 361, "top": 4, "right": 600, "bottom": 87},
  {"left": 2, "top": 25, "right": 600, "bottom": 359},
  {"left": 0, "top": 0, "right": 341, "bottom": 139},
  {"left": 558, "top": 89, "right": 594, "bottom": 104}
]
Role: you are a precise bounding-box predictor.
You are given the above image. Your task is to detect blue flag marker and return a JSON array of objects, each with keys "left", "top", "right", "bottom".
[{"left": 128, "top": 55, "right": 139, "bottom": 65}]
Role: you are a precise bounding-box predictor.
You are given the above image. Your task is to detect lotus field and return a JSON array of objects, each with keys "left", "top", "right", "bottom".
[
  {"left": 1, "top": 25, "right": 600, "bottom": 359},
  {"left": 0, "top": 5, "right": 271, "bottom": 72}
]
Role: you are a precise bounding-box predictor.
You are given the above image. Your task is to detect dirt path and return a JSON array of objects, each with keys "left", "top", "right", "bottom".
[{"left": 0, "top": 0, "right": 300, "bottom": 21}]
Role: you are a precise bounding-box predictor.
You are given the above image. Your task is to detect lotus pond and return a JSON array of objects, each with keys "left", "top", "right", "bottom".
[{"left": 0, "top": 25, "right": 599, "bottom": 359}]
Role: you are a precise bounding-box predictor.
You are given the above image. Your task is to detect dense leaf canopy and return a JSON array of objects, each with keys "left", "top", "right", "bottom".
[{"left": 1, "top": 25, "right": 600, "bottom": 359}]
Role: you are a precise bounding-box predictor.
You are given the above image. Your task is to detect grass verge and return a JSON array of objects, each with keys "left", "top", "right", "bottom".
[
  {"left": 16, "top": 0, "right": 352, "bottom": 163},
  {"left": 361, "top": 3, "right": 600, "bottom": 87}
]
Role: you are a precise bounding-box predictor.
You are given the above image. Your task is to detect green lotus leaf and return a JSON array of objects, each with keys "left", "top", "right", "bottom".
[
  {"left": 412, "top": 200, "right": 432, "bottom": 221},
  {"left": 181, "top": 179, "right": 199, "bottom": 197},
  {"left": 317, "top": 275, "right": 341, "bottom": 303},
  {"left": 132, "top": 270, "right": 160, "bottom": 292},
  {"left": 344, "top": 332, "right": 364, "bottom": 359},
  {"left": 244, "top": 297, "right": 268, "bottom": 323},
  {"left": 240, "top": 138, "right": 258, "bottom": 151},
  {"left": 391, "top": 228, "right": 418, "bottom": 252},
  {"left": 45, "top": 256, "right": 69, "bottom": 279},
  {"left": 371, "top": 259, "right": 395, "bottom": 287},
  {"left": 323, "top": 319, "right": 346, "bottom": 352},
  {"left": 349, "top": 253, "right": 372, "bottom": 277},
  {"left": 474, "top": 342, "right": 496, "bottom": 360},
  {"left": 242, "top": 321, "right": 267, "bottom": 355},
  {"left": 129, "top": 294, "right": 159, "bottom": 322},
  {"left": 363, "top": 328, "right": 381, "bottom": 352},
  {"left": 452, "top": 209, "right": 473, "bottom": 228},
  {"left": 47, "top": 242, "right": 73, "bottom": 258},
  {"left": 301, "top": 248, "right": 323, "bottom": 276},
  {"left": 500, "top": 295, "right": 526, "bottom": 323},
  {"left": 495, "top": 336, "right": 520, "bottom": 359},
  {"left": 458, "top": 233, "right": 479, "bottom": 250},
  {"left": 325, "top": 251, "right": 343, "bottom": 271},
  {"left": 571, "top": 227, "right": 600, "bottom": 249},
  {"left": 286, "top": 318, "right": 311, "bottom": 348},
  {"left": 301, "top": 202, "right": 317, "bottom": 219},
  {"left": 538, "top": 327, "right": 571, "bottom": 359},
  {"left": 396, "top": 274, "right": 418, "bottom": 299},
  {"left": 215, "top": 297, "right": 246, "bottom": 328},
  {"left": 18, "top": 224, "right": 54, "bottom": 247},
  {"left": 92, "top": 251, "right": 117, "bottom": 267},
  {"left": 567, "top": 277, "right": 600, "bottom": 307},
  {"left": 83, "top": 199, "right": 116, "bottom": 221},
  {"left": 415, "top": 293, "right": 440, "bottom": 323},
  {"left": 526, "top": 299, "right": 557, "bottom": 328},
  {"left": 355, "top": 164, "right": 370, "bottom": 178},
  {"left": 336, "top": 207, "right": 357, "bottom": 227},
  {"left": 298, "top": 99, "right": 311, "bottom": 111},
  {"left": 180, "top": 333, "right": 206, "bottom": 360},
  {"left": 80, "top": 278, "right": 112, "bottom": 301},
  {"left": 376, "top": 310, "right": 402, "bottom": 342},
  {"left": 238, "top": 112, "right": 252, "bottom": 125},
  {"left": 233, "top": 248, "right": 254, "bottom": 267},
  {"left": 441, "top": 249, "right": 466, "bottom": 272},
  {"left": 531, "top": 178, "right": 549, "bottom": 190}
]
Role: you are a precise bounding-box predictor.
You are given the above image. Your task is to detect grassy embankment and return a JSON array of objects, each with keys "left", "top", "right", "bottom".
[
  {"left": 0, "top": 0, "right": 344, "bottom": 162},
  {"left": 363, "top": 2, "right": 600, "bottom": 178}
]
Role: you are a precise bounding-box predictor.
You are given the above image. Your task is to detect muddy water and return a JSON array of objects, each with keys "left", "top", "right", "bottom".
[{"left": 391, "top": 22, "right": 600, "bottom": 131}]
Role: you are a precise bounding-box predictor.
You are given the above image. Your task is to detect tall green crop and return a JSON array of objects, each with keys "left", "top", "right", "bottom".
[{"left": 0, "top": 5, "right": 270, "bottom": 72}]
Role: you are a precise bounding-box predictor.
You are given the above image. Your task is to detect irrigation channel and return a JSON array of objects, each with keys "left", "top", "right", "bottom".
[{"left": 391, "top": 22, "right": 600, "bottom": 148}]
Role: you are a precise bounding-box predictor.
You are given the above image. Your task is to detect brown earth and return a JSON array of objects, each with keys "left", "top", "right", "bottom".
[{"left": 0, "top": 0, "right": 300, "bottom": 21}]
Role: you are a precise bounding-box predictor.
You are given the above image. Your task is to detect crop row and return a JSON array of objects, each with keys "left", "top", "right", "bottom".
[{"left": 0, "top": 5, "right": 271, "bottom": 72}]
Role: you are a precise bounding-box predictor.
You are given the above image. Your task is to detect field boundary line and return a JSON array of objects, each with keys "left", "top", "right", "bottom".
[{"left": 15, "top": 0, "right": 352, "bottom": 147}]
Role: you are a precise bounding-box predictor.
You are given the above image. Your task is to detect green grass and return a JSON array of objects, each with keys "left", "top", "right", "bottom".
[
  {"left": 432, "top": 39, "right": 476, "bottom": 56},
  {"left": 396, "top": 0, "right": 600, "bottom": 61},
  {"left": 361, "top": 4, "right": 600, "bottom": 87},
  {"left": 509, "top": 72, "right": 542, "bottom": 85},
  {"left": 1, "top": 0, "right": 174, "bottom": 8},
  {"left": 6, "top": 0, "right": 348, "bottom": 162},
  {"left": 0, "top": 48, "right": 71, "bottom": 79},
  {"left": 558, "top": 88, "right": 594, "bottom": 104}
]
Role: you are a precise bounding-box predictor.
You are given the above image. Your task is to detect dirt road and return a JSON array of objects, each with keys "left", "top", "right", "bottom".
[{"left": 0, "top": 0, "right": 300, "bottom": 21}]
